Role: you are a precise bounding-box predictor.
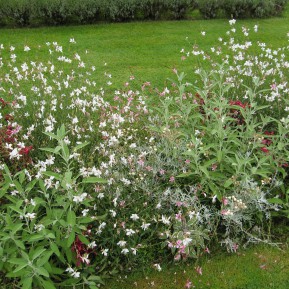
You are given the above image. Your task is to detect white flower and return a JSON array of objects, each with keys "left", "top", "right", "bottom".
[
  {"left": 141, "top": 222, "right": 151, "bottom": 230},
  {"left": 229, "top": 19, "right": 236, "bottom": 25},
  {"left": 24, "top": 45, "right": 30, "bottom": 52},
  {"left": 82, "top": 209, "right": 89, "bottom": 216},
  {"left": 129, "top": 143, "right": 137, "bottom": 149},
  {"left": 88, "top": 241, "right": 97, "bottom": 249},
  {"left": 117, "top": 240, "right": 127, "bottom": 247},
  {"left": 73, "top": 193, "right": 87, "bottom": 203},
  {"left": 126, "top": 229, "right": 136, "bottom": 236},
  {"left": 70, "top": 38, "right": 76, "bottom": 44},
  {"left": 161, "top": 215, "right": 171, "bottom": 225},
  {"left": 183, "top": 238, "right": 192, "bottom": 246},
  {"left": 201, "top": 31, "right": 206, "bottom": 36},
  {"left": 71, "top": 271, "right": 80, "bottom": 278},
  {"left": 25, "top": 213, "right": 36, "bottom": 220},
  {"left": 130, "top": 214, "right": 139, "bottom": 221},
  {"left": 121, "top": 248, "right": 129, "bottom": 255},
  {"left": 154, "top": 263, "right": 162, "bottom": 271},
  {"left": 101, "top": 249, "right": 109, "bottom": 256},
  {"left": 80, "top": 254, "right": 90, "bottom": 264}
]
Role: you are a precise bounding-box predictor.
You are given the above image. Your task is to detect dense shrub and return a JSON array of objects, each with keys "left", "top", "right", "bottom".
[
  {"left": 167, "top": 0, "right": 197, "bottom": 19},
  {"left": 71, "top": 0, "right": 103, "bottom": 24},
  {"left": 102, "top": 0, "right": 138, "bottom": 21},
  {"left": 0, "top": 0, "right": 33, "bottom": 26},
  {"left": 36, "top": 0, "right": 73, "bottom": 25},
  {"left": 222, "top": 0, "right": 251, "bottom": 18},
  {"left": 0, "top": 0, "right": 287, "bottom": 26},
  {"left": 196, "top": 0, "right": 221, "bottom": 19}
]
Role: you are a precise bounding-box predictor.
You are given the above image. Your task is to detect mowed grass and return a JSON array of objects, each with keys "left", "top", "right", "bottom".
[
  {"left": 103, "top": 244, "right": 289, "bottom": 289},
  {"left": 0, "top": 6, "right": 289, "bottom": 90}
]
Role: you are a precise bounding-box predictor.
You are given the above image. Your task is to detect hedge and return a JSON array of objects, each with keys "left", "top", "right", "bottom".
[{"left": 0, "top": 0, "right": 287, "bottom": 27}]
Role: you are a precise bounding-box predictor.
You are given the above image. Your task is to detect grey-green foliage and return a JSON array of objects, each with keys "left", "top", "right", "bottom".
[
  {"left": 222, "top": 0, "right": 251, "bottom": 18},
  {"left": 196, "top": 0, "right": 221, "bottom": 19},
  {"left": 102, "top": 0, "right": 139, "bottom": 21},
  {"left": 36, "top": 0, "right": 73, "bottom": 25},
  {"left": 0, "top": 0, "right": 34, "bottom": 26},
  {"left": 222, "top": 0, "right": 289, "bottom": 19}
]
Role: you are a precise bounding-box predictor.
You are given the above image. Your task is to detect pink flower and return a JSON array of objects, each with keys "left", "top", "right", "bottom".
[
  {"left": 204, "top": 247, "right": 210, "bottom": 254},
  {"left": 185, "top": 159, "right": 190, "bottom": 164},
  {"left": 185, "top": 279, "right": 193, "bottom": 288},
  {"left": 159, "top": 169, "right": 166, "bottom": 175},
  {"left": 195, "top": 266, "right": 202, "bottom": 275},
  {"left": 222, "top": 198, "right": 228, "bottom": 206},
  {"left": 169, "top": 176, "right": 175, "bottom": 183}
]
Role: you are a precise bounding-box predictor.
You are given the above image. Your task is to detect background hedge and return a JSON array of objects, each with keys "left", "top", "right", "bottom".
[{"left": 0, "top": 0, "right": 287, "bottom": 27}]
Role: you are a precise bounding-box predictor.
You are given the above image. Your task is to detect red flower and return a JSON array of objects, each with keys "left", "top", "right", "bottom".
[
  {"left": 19, "top": 146, "right": 33, "bottom": 155},
  {"left": 261, "top": 147, "right": 269, "bottom": 153}
]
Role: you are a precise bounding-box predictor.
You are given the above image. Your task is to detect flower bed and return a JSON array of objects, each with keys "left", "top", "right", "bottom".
[{"left": 0, "top": 21, "right": 289, "bottom": 289}]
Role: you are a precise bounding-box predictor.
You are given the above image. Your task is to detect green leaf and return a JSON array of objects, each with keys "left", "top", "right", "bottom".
[
  {"left": 67, "top": 210, "right": 76, "bottom": 226},
  {"left": 61, "top": 171, "right": 73, "bottom": 189},
  {"left": 11, "top": 223, "right": 23, "bottom": 235},
  {"left": 66, "top": 230, "right": 75, "bottom": 248},
  {"left": 15, "top": 240, "right": 25, "bottom": 250},
  {"left": 42, "top": 171, "right": 62, "bottom": 181},
  {"left": 31, "top": 247, "right": 46, "bottom": 261},
  {"left": 9, "top": 258, "right": 27, "bottom": 266},
  {"left": 28, "top": 234, "right": 44, "bottom": 242},
  {"left": 57, "top": 124, "right": 66, "bottom": 139},
  {"left": 13, "top": 263, "right": 28, "bottom": 273},
  {"left": 176, "top": 172, "right": 193, "bottom": 178},
  {"left": 40, "top": 147, "right": 57, "bottom": 154},
  {"left": 74, "top": 141, "right": 90, "bottom": 152},
  {"left": 3, "top": 164, "right": 12, "bottom": 178},
  {"left": 22, "top": 277, "right": 33, "bottom": 289},
  {"left": 82, "top": 177, "right": 107, "bottom": 184},
  {"left": 36, "top": 267, "right": 50, "bottom": 278},
  {"left": 37, "top": 251, "right": 53, "bottom": 267},
  {"left": 43, "top": 132, "right": 59, "bottom": 140},
  {"left": 25, "top": 179, "right": 38, "bottom": 193},
  {"left": 78, "top": 234, "right": 90, "bottom": 245},
  {"left": 224, "top": 178, "right": 233, "bottom": 188},
  {"left": 42, "top": 279, "right": 57, "bottom": 289},
  {"left": 50, "top": 242, "right": 61, "bottom": 257},
  {"left": 268, "top": 198, "right": 284, "bottom": 205}
]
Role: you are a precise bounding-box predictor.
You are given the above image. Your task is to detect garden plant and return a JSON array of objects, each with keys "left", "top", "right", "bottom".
[{"left": 0, "top": 10, "right": 289, "bottom": 289}]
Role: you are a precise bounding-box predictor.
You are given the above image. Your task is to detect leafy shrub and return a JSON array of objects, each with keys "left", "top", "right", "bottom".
[
  {"left": 0, "top": 126, "right": 107, "bottom": 289},
  {"left": 36, "top": 0, "right": 73, "bottom": 25},
  {"left": 166, "top": 0, "right": 197, "bottom": 19},
  {"left": 138, "top": 0, "right": 167, "bottom": 20},
  {"left": 102, "top": 0, "right": 138, "bottom": 21},
  {"left": 0, "top": 0, "right": 33, "bottom": 26},
  {"left": 71, "top": 0, "right": 103, "bottom": 24},
  {"left": 222, "top": 0, "right": 252, "bottom": 18},
  {"left": 196, "top": 0, "right": 221, "bottom": 19}
]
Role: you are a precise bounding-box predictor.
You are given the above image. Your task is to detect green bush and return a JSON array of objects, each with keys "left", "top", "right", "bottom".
[
  {"left": 222, "top": 0, "right": 251, "bottom": 18},
  {"left": 71, "top": 0, "right": 103, "bottom": 24},
  {"left": 36, "top": 0, "right": 73, "bottom": 25},
  {"left": 102, "top": 0, "right": 138, "bottom": 21},
  {"left": 196, "top": 0, "right": 221, "bottom": 19},
  {"left": 0, "top": 0, "right": 34, "bottom": 26},
  {"left": 167, "top": 0, "right": 197, "bottom": 19}
]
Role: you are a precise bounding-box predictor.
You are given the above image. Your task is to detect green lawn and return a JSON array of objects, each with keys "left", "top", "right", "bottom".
[
  {"left": 0, "top": 8, "right": 289, "bottom": 90},
  {"left": 103, "top": 244, "right": 289, "bottom": 289}
]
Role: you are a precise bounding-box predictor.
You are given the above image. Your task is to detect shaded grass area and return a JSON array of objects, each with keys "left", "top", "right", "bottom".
[
  {"left": 0, "top": 10, "right": 289, "bottom": 90},
  {"left": 103, "top": 245, "right": 289, "bottom": 289}
]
